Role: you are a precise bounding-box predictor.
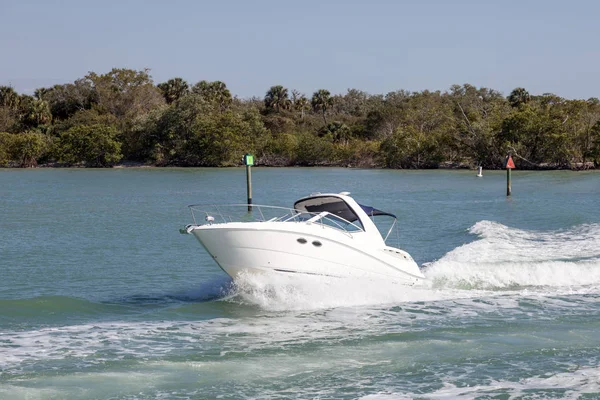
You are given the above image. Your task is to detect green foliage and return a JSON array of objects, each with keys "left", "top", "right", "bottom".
[
  {"left": 81, "top": 68, "right": 165, "bottom": 161},
  {"left": 264, "top": 86, "right": 291, "bottom": 113},
  {"left": 41, "top": 79, "right": 97, "bottom": 120},
  {"left": 319, "top": 122, "right": 352, "bottom": 146},
  {"left": 499, "top": 106, "right": 568, "bottom": 165},
  {"left": 8, "top": 132, "right": 54, "bottom": 167},
  {"left": 0, "top": 86, "right": 19, "bottom": 109},
  {"left": 588, "top": 121, "right": 600, "bottom": 165},
  {"left": 292, "top": 91, "right": 311, "bottom": 120},
  {"left": 191, "top": 81, "right": 232, "bottom": 111},
  {"left": 238, "top": 106, "right": 269, "bottom": 151},
  {"left": 295, "top": 133, "right": 335, "bottom": 166},
  {"left": 257, "top": 133, "right": 298, "bottom": 166},
  {"left": 332, "top": 89, "right": 370, "bottom": 117},
  {"left": 0, "top": 132, "right": 14, "bottom": 165},
  {"left": 52, "top": 109, "right": 118, "bottom": 137},
  {"left": 86, "top": 68, "right": 164, "bottom": 120},
  {"left": 17, "top": 96, "right": 52, "bottom": 130},
  {"left": 0, "top": 106, "right": 17, "bottom": 132},
  {"left": 136, "top": 94, "right": 267, "bottom": 166},
  {"left": 57, "top": 124, "right": 122, "bottom": 167},
  {"left": 448, "top": 84, "right": 508, "bottom": 167},
  {"left": 141, "top": 94, "right": 212, "bottom": 163},
  {"left": 2, "top": 69, "right": 600, "bottom": 169},
  {"left": 380, "top": 126, "right": 443, "bottom": 168},
  {"left": 334, "top": 140, "right": 380, "bottom": 168},
  {"left": 157, "top": 78, "right": 189, "bottom": 104},
  {"left": 508, "top": 87, "right": 531, "bottom": 108},
  {"left": 311, "top": 89, "right": 334, "bottom": 124},
  {"left": 180, "top": 111, "right": 248, "bottom": 166},
  {"left": 261, "top": 113, "right": 296, "bottom": 135}
]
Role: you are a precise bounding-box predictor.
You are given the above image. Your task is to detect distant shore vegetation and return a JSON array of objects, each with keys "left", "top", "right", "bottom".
[{"left": 1, "top": 68, "right": 600, "bottom": 169}]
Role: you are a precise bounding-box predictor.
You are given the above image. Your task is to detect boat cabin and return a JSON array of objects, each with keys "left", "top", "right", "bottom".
[{"left": 293, "top": 192, "right": 396, "bottom": 245}]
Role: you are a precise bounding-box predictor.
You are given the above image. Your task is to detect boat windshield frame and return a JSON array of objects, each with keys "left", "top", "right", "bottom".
[{"left": 187, "top": 204, "right": 365, "bottom": 236}]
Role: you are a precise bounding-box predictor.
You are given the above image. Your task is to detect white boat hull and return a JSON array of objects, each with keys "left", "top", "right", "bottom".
[{"left": 191, "top": 222, "right": 424, "bottom": 286}]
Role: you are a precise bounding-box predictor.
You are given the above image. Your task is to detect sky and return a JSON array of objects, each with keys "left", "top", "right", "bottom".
[{"left": 1, "top": 0, "right": 599, "bottom": 99}]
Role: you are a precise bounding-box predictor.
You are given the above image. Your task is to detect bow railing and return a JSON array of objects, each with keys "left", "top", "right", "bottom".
[{"left": 185, "top": 204, "right": 364, "bottom": 236}]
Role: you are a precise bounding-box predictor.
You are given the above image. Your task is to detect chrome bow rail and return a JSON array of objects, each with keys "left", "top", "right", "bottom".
[{"left": 186, "top": 204, "right": 364, "bottom": 235}]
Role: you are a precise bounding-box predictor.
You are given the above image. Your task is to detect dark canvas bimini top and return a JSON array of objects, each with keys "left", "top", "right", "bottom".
[
  {"left": 294, "top": 195, "right": 396, "bottom": 223},
  {"left": 358, "top": 204, "right": 397, "bottom": 219}
]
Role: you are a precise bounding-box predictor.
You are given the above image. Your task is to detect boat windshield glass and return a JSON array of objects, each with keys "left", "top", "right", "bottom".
[{"left": 294, "top": 196, "right": 368, "bottom": 232}]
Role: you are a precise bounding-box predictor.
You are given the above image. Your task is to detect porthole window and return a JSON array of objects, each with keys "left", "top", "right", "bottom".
[
  {"left": 297, "top": 238, "right": 307, "bottom": 244},
  {"left": 312, "top": 240, "right": 322, "bottom": 247}
]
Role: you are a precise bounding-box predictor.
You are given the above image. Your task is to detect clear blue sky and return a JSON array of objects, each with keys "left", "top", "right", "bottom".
[{"left": 1, "top": 0, "right": 599, "bottom": 99}]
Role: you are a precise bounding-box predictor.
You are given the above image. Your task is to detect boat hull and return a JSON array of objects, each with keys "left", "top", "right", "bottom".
[{"left": 190, "top": 222, "right": 424, "bottom": 286}]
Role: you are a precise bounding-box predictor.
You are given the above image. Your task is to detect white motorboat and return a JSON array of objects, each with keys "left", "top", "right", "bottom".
[{"left": 181, "top": 192, "right": 425, "bottom": 285}]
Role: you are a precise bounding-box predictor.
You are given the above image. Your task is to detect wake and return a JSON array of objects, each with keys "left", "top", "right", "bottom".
[
  {"left": 424, "top": 221, "right": 600, "bottom": 289},
  {"left": 224, "top": 221, "right": 600, "bottom": 310}
]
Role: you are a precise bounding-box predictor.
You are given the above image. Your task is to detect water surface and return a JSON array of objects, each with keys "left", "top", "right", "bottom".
[{"left": 1, "top": 168, "right": 599, "bottom": 399}]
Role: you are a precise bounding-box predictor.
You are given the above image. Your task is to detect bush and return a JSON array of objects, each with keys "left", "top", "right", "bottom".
[
  {"left": 335, "top": 140, "right": 381, "bottom": 168},
  {"left": 180, "top": 111, "right": 249, "bottom": 166},
  {"left": 294, "top": 132, "right": 335, "bottom": 166},
  {"left": 57, "top": 124, "right": 122, "bottom": 167},
  {"left": 0, "top": 132, "right": 15, "bottom": 166},
  {"left": 3, "top": 132, "right": 54, "bottom": 167},
  {"left": 380, "top": 128, "right": 442, "bottom": 168},
  {"left": 257, "top": 133, "right": 298, "bottom": 166}
]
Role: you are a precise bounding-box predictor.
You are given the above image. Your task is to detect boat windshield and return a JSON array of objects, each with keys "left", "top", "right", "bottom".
[
  {"left": 294, "top": 196, "right": 361, "bottom": 224},
  {"left": 294, "top": 211, "right": 363, "bottom": 232},
  {"left": 294, "top": 196, "right": 396, "bottom": 223}
]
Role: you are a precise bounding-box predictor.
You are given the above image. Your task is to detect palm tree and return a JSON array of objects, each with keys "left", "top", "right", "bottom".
[
  {"left": 330, "top": 122, "right": 351, "bottom": 146},
  {"left": 311, "top": 89, "right": 334, "bottom": 124},
  {"left": 295, "top": 96, "right": 310, "bottom": 120},
  {"left": 264, "top": 85, "right": 291, "bottom": 112},
  {"left": 209, "top": 81, "right": 233, "bottom": 111},
  {"left": 321, "top": 122, "right": 351, "bottom": 146},
  {"left": 34, "top": 87, "right": 51, "bottom": 101},
  {"left": 291, "top": 90, "right": 310, "bottom": 120},
  {"left": 191, "top": 80, "right": 232, "bottom": 111},
  {"left": 508, "top": 87, "right": 530, "bottom": 108},
  {"left": 28, "top": 99, "right": 52, "bottom": 126},
  {"left": 0, "top": 86, "right": 19, "bottom": 109},
  {"left": 157, "top": 78, "right": 189, "bottom": 104}
]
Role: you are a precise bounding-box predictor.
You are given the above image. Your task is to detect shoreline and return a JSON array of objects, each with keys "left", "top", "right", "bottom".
[{"left": 3, "top": 160, "right": 597, "bottom": 171}]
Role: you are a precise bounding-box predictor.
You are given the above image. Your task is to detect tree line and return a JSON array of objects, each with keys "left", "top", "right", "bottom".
[{"left": 1, "top": 68, "right": 600, "bottom": 169}]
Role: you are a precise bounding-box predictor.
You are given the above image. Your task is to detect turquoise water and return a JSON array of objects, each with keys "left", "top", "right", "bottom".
[{"left": 1, "top": 168, "right": 599, "bottom": 399}]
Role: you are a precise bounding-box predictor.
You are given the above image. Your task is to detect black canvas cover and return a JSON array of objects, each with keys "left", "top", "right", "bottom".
[{"left": 294, "top": 195, "right": 395, "bottom": 223}]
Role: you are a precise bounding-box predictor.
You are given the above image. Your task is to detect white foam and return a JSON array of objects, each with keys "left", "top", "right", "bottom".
[
  {"left": 0, "top": 294, "right": 565, "bottom": 374},
  {"left": 425, "top": 221, "right": 600, "bottom": 290},
  {"left": 225, "top": 223, "right": 600, "bottom": 310},
  {"left": 361, "top": 366, "right": 600, "bottom": 399},
  {"left": 2, "top": 294, "right": 598, "bottom": 399},
  {"left": 0, "top": 386, "right": 65, "bottom": 400},
  {"left": 0, "top": 371, "right": 170, "bottom": 400},
  {"left": 228, "top": 271, "right": 457, "bottom": 311},
  {"left": 2, "top": 221, "right": 599, "bottom": 381}
]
